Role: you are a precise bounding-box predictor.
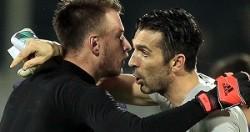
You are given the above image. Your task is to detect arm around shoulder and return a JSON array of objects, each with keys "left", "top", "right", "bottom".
[{"left": 97, "top": 74, "right": 157, "bottom": 106}]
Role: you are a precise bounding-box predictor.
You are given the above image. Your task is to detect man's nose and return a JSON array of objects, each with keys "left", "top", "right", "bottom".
[
  {"left": 128, "top": 51, "right": 138, "bottom": 68},
  {"left": 123, "top": 38, "right": 132, "bottom": 52}
]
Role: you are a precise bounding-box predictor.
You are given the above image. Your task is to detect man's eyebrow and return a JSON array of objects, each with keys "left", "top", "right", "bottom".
[{"left": 134, "top": 44, "right": 152, "bottom": 52}]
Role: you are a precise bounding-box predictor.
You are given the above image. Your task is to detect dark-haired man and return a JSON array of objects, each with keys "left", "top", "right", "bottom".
[{"left": 102, "top": 8, "right": 249, "bottom": 131}]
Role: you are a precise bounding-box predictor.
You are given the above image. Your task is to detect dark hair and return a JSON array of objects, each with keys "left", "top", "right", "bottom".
[
  {"left": 53, "top": 0, "right": 122, "bottom": 54},
  {"left": 209, "top": 54, "right": 250, "bottom": 78},
  {"left": 136, "top": 8, "right": 203, "bottom": 71}
]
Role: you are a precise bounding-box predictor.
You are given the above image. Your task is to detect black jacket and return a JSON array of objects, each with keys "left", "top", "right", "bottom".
[{"left": 0, "top": 57, "right": 207, "bottom": 132}]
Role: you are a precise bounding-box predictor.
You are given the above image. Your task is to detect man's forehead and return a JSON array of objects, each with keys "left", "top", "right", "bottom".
[
  {"left": 105, "top": 9, "right": 124, "bottom": 33},
  {"left": 132, "top": 29, "right": 163, "bottom": 45}
]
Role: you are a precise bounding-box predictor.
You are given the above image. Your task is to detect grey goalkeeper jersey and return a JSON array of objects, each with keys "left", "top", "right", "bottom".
[{"left": 149, "top": 73, "right": 248, "bottom": 132}]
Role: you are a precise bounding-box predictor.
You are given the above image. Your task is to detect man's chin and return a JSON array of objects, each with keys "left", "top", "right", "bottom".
[
  {"left": 104, "top": 69, "right": 121, "bottom": 77},
  {"left": 140, "top": 85, "right": 153, "bottom": 94}
]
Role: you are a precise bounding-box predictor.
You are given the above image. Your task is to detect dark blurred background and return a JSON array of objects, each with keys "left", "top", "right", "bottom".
[{"left": 0, "top": 0, "right": 250, "bottom": 118}]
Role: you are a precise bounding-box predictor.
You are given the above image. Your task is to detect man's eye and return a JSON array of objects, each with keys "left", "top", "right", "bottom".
[{"left": 141, "top": 50, "right": 149, "bottom": 57}]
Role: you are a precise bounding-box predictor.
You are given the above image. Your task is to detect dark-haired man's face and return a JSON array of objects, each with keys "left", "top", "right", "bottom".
[{"left": 129, "top": 29, "right": 174, "bottom": 94}]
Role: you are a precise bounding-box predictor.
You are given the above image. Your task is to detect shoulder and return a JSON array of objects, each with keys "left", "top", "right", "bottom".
[{"left": 190, "top": 106, "right": 248, "bottom": 132}]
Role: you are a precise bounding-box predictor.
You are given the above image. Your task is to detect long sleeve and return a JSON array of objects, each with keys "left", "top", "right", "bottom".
[{"left": 62, "top": 82, "right": 208, "bottom": 132}]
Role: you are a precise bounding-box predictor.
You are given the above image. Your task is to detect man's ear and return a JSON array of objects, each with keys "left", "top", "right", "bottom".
[
  {"left": 89, "top": 35, "right": 100, "bottom": 56},
  {"left": 170, "top": 54, "right": 186, "bottom": 72}
]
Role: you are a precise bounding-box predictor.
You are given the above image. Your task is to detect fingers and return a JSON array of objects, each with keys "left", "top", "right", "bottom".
[
  {"left": 23, "top": 57, "right": 46, "bottom": 70},
  {"left": 17, "top": 67, "right": 37, "bottom": 77},
  {"left": 10, "top": 39, "right": 36, "bottom": 68},
  {"left": 9, "top": 38, "right": 59, "bottom": 69}
]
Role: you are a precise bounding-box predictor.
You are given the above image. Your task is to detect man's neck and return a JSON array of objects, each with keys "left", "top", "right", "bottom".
[
  {"left": 164, "top": 71, "right": 199, "bottom": 107},
  {"left": 64, "top": 52, "right": 101, "bottom": 82}
]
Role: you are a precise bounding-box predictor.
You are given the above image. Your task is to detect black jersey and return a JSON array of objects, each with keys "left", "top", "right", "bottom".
[{"left": 0, "top": 57, "right": 207, "bottom": 132}]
